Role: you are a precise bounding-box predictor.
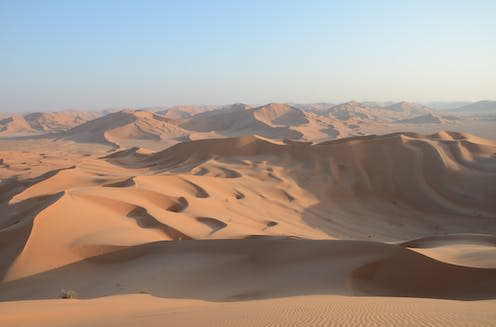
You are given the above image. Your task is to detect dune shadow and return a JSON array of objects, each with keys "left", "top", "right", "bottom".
[
  {"left": 0, "top": 166, "right": 75, "bottom": 282},
  {"left": 1, "top": 238, "right": 495, "bottom": 302},
  {"left": 0, "top": 192, "right": 64, "bottom": 282}
]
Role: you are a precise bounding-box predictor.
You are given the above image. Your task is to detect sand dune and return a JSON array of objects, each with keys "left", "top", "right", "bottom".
[
  {"left": 324, "top": 101, "right": 386, "bottom": 121},
  {"left": 1, "top": 131, "right": 495, "bottom": 283},
  {"left": 23, "top": 111, "right": 101, "bottom": 132},
  {"left": 111, "top": 132, "right": 496, "bottom": 217},
  {"left": 180, "top": 103, "right": 305, "bottom": 139},
  {"left": 0, "top": 115, "right": 38, "bottom": 135},
  {"left": 322, "top": 101, "right": 433, "bottom": 123},
  {"left": 62, "top": 110, "right": 188, "bottom": 148},
  {"left": 395, "top": 113, "right": 443, "bottom": 124},
  {"left": 448, "top": 100, "right": 496, "bottom": 114},
  {"left": 3, "top": 102, "right": 495, "bottom": 146},
  {"left": 156, "top": 105, "right": 214, "bottom": 119},
  {"left": 1, "top": 238, "right": 495, "bottom": 301},
  {"left": 180, "top": 103, "right": 349, "bottom": 141},
  {"left": 291, "top": 102, "right": 335, "bottom": 112},
  {"left": 1, "top": 121, "right": 495, "bottom": 326},
  {"left": 399, "top": 234, "right": 496, "bottom": 268},
  {"left": 0, "top": 111, "right": 100, "bottom": 136},
  {"left": 386, "top": 101, "right": 433, "bottom": 114},
  {"left": 0, "top": 101, "right": 495, "bottom": 143}
]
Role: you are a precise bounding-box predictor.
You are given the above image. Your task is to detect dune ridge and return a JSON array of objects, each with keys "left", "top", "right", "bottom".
[
  {"left": 62, "top": 110, "right": 189, "bottom": 148},
  {"left": 0, "top": 111, "right": 101, "bottom": 136}
]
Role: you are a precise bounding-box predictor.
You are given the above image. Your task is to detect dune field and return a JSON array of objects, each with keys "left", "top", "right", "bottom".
[{"left": 0, "top": 102, "right": 495, "bottom": 326}]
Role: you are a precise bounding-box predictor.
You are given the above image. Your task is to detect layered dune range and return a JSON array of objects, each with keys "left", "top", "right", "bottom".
[
  {"left": 1, "top": 127, "right": 496, "bottom": 326},
  {"left": 57, "top": 103, "right": 347, "bottom": 149},
  {"left": 2, "top": 102, "right": 496, "bottom": 148}
]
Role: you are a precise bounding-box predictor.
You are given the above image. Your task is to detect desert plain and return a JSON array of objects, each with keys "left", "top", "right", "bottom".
[{"left": 0, "top": 101, "right": 496, "bottom": 326}]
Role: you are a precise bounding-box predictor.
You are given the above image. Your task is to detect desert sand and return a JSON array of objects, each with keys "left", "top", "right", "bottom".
[
  {"left": 2, "top": 295, "right": 496, "bottom": 327},
  {"left": 0, "top": 102, "right": 495, "bottom": 326}
]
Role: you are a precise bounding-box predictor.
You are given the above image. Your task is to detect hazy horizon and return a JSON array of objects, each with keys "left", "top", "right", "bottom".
[
  {"left": 2, "top": 99, "right": 494, "bottom": 114},
  {"left": 1, "top": 0, "right": 495, "bottom": 112}
]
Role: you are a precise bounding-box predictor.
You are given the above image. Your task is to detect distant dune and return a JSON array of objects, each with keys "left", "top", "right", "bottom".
[
  {"left": 448, "top": 100, "right": 496, "bottom": 114},
  {"left": 2, "top": 101, "right": 495, "bottom": 143},
  {"left": 394, "top": 113, "right": 443, "bottom": 124},
  {"left": 0, "top": 111, "right": 100, "bottom": 136},
  {"left": 320, "top": 101, "right": 434, "bottom": 124},
  {"left": 61, "top": 110, "right": 188, "bottom": 147},
  {"left": 386, "top": 101, "right": 433, "bottom": 114},
  {"left": 0, "top": 115, "right": 37, "bottom": 135},
  {"left": 156, "top": 105, "right": 214, "bottom": 119},
  {"left": 180, "top": 103, "right": 346, "bottom": 141}
]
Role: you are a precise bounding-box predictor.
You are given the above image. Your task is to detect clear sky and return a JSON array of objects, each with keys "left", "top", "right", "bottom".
[{"left": 1, "top": 0, "right": 495, "bottom": 112}]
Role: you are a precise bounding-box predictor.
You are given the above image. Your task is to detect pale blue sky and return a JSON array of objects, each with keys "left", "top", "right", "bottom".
[{"left": 1, "top": 0, "right": 495, "bottom": 112}]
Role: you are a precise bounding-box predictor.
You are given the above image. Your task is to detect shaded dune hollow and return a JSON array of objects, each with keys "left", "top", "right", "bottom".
[
  {"left": 127, "top": 206, "right": 191, "bottom": 240},
  {"left": 0, "top": 239, "right": 495, "bottom": 302},
  {"left": 195, "top": 217, "right": 227, "bottom": 234}
]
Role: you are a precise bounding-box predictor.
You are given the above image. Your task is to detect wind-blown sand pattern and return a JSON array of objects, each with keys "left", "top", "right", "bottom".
[{"left": 0, "top": 104, "right": 495, "bottom": 326}]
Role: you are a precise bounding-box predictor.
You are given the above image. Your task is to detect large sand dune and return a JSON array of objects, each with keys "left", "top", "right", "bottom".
[
  {"left": 0, "top": 111, "right": 100, "bottom": 136},
  {"left": 1, "top": 238, "right": 496, "bottom": 301},
  {"left": 395, "top": 113, "right": 444, "bottom": 124},
  {"left": 321, "top": 101, "right": 432, "bottom": 123},
  {"left": 179, "top": 103, "right": 346, "bottom": 141},
  {"left": 62, "top": 110, "right": 189, "bottom": 148}
]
